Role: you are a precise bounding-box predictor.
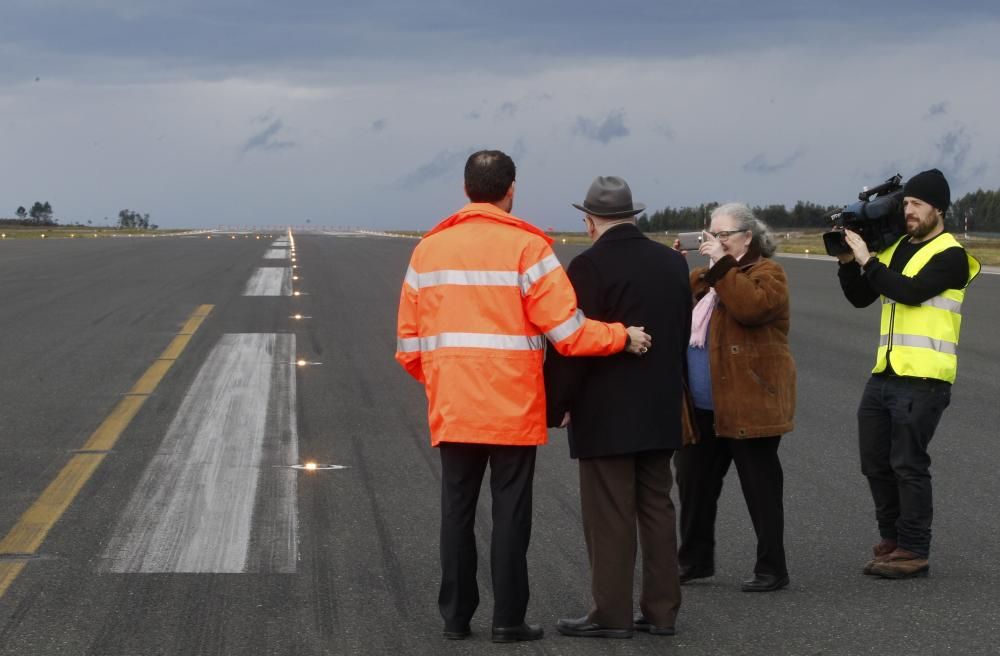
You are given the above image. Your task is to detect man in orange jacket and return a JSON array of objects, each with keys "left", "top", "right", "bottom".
[{"left": 396, "top": 150, "right": 651, "bottom": 643}]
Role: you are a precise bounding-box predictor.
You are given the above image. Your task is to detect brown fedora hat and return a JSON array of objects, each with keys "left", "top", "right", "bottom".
[{"left": 572, "top": 176, "right": 646, "bottom": 218}]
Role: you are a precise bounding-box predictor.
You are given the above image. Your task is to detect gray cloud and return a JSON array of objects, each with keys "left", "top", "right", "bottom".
[
  {"left": 928, "top": 124, "right": 989, "bottom": 185},
  {"left": 573, "top": 110, "right": 629, "bottom": 144},
  {"left": 742, "top": 148, "right": 806, "bottom": 174},
  {"left": 511, "top": 138, "right": 528, "bottom": 162},
  {"left": 2, "top": 2, "right": 997, "bottom": 86},
  {"left": 242, "top": 119, "right": 295, "bottom": 154},
  {"left": 926, "top": 101, "right": 948, "bottom": 118},
  {"left": 372, "top": 118, "right": 388, "bottom": 132},
  {"left": 396, "top": 147, "right": 481, "bottom": 189},
  {"left": 496, "top": 101, "right": 517, "bottom": 119}
]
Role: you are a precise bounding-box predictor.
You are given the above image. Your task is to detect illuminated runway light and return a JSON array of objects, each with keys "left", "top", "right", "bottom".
[
  {"left": 41, "top": 234, "right": 47, "bottom": 239},
  {"left": 294, "top": 359, "right": 322, "bottom": 367},
  {"left": 290, "top": 314, "right": 313, "bottom": 320},
  {"left": 290, "top": 463, "right": 348, "bottom": 471},
  {"left": 207, "top": 235, "right": 212, "bottom": 239},
  {"left": 292, "top": 276, "right": 299, "bottom": 281},
  {"left": 256, "top": 235, "right": 260, "bottom": 240}
]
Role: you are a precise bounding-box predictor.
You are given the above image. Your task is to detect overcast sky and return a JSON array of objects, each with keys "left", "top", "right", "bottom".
[{"left": 2, "top": 1, "right": 999, "bottom": 230}]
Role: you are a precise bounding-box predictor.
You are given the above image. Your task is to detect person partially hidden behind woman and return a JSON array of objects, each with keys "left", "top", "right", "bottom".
[{"left": 673, "top": 203, "right": 796, "bottom": 592}]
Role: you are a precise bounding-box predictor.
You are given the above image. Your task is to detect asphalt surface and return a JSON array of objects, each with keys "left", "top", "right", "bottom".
[{"left": 0, "top": 233, "right": 998, "bottom": 655}]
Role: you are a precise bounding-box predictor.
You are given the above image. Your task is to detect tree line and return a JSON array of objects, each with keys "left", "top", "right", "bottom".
[
  {"left": 1, "top": 202, "right": 156, "bottom": 229},
  {"left": 636, "top": 187, "right": 1000, "bottom": 233},
  {"left": 0, "top": 202, "right": 57, "bottom": 226}
]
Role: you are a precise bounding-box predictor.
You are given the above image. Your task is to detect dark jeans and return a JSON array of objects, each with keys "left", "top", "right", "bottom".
[
  {"left": 438, "top": 443, "right": 536, "bottom": 630},
  {"left": 675, "top": 409, "right": 787, "bottom": 577},
  {"left": 858, "top": 375, "right": 951, "bottom": 558}
]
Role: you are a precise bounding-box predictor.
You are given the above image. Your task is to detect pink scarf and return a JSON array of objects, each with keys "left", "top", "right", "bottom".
[{"left": 689, "top": 288, "right": 718, "bottom": 348}]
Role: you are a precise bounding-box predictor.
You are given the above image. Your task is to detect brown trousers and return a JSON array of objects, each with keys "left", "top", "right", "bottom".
[{"left": 579, "top": 450, "right": 682, "bottom": 629}]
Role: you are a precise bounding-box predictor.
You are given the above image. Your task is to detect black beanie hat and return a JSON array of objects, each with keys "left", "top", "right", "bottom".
[{"left": 903, "top": 168, "right": 950, "bottom": 212}]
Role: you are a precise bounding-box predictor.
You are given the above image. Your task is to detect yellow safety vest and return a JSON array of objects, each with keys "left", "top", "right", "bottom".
[{"left": 873, "top": 233, "right": 980, "bottom": 383}]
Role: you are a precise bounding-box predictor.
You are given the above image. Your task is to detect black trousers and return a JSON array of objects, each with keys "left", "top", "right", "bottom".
[
  {"left": 438, "top": 442, "right": 536, "bottom": 630},
  {"left": 674, "top": 409, "right": 787, "bottom": 577},
  {"left": 579, "top": 450, "right": 681, "bottom": 629},
  {"left": 857, "top": 375, "right": 950, "bottom": 558}
]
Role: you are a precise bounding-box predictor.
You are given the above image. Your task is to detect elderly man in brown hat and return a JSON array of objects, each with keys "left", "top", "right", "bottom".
[{"left": 545, "top": 176, "right": 692, "bottom": 638}]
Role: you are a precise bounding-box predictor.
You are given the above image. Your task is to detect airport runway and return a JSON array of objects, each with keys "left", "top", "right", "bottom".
[{"left": 0, "top": 232, "right": 997, "bottom": 655}]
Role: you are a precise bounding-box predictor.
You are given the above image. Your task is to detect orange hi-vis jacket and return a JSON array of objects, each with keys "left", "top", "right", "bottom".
[{"left": 395, "top": 203, "right": 628, "bottom": 446}]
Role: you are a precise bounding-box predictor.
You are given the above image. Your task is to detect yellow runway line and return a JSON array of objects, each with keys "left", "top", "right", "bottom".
[
  {"left": 0, "top": 562, "right": 26, "bottom": 598},
  {"left": 178, "top": 304, "right": 214, "bottom": 335},
  {"left": 0, "top": 454, "right": 105, "bottom": 555},
  {"left": 81, "top": 395, "right": 147, "bottom": 452},
  {"left": 159, "top": 334, "right": 192, "bottom": 360},
  {"left": 0, "top": 303, "right": 214, "bottom": 600},
  {"left": 129, "top": 359, "right": 175, "bottom": 396}
]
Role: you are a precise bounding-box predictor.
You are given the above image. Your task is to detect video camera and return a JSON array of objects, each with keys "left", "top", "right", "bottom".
[{"left": 822, "top": 174, "right": 906, "bottom": 256}]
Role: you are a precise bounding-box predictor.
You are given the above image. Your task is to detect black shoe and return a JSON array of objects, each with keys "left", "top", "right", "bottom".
[
  {"left": 556, "top": 615, "right": 632, "bottom": 639},
  {"left": 741, "top": 573, "right": 790, "bottom": 592},
  {"left": 491, "top": 623, "right": 544, "bottom": 643},
  {"left": 442, "top": 626, "right": 470, "bottom": 640},
  {"left": 679, "top": 566, "right": 714, "bottom": 584},
  {"left": 633, "top": 615, "right": 676, "bottom": 636},
  {"left": 441, "top": 624, "right": 472, "bottom": 640}
]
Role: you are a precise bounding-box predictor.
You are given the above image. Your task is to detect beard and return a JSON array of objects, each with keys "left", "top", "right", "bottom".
[{"left": 906, "top": 214, "right": 940, "bottom": 240}]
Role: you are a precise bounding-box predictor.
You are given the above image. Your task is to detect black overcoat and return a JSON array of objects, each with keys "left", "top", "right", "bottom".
[{"left": 544, "top": 223, "right": 692, "bottom": 458}]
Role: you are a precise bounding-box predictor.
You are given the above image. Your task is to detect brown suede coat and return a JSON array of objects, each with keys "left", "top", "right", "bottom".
[{"left": 690, "top": 252, "right": 796, "bottom": 439}]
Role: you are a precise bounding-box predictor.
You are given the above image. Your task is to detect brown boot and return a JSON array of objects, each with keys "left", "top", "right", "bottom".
[
  {"left": 869, "top": 548, "right": 929, "bottom": 579},
  {"left": 862, "top": 538, "right": 897, "bottom": 576}
]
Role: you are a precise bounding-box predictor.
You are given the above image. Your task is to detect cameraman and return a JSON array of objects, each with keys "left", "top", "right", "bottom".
[{"left": 837, "top": 168, "right": 980, "bottom": 579}]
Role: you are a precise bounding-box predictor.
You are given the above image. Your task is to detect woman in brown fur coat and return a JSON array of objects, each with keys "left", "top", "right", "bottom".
[{"left": 674, "top": 203, "right": 796, "bottom": 593}]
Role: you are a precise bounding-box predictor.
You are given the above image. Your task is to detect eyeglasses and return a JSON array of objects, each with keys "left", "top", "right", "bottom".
[{"left": 708, "top": 229, "right": 748, "bottom": 241}]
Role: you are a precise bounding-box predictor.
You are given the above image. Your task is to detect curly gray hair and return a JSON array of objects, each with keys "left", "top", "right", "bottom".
[{"left": 711, "top": 202, "right": 776, "bottom": 258}]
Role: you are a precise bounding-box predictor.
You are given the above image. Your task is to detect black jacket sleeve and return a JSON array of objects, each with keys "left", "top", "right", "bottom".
[
  {"left": 543, "top": 255, "right": 601, "bottom": 426},
  {"left": 838, "top": 260, "right": 880, "bottom": 307},
  {"left": 864, "top": 247, "right": 970, "bottom": 305}
]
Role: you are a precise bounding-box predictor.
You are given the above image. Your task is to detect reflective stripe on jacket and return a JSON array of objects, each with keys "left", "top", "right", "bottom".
[
  {"left": 873, "top": 233, "right": 980, "bottom": 383},
  {"left": 395, "top": 203, "right": 628, "bottom": 446}
]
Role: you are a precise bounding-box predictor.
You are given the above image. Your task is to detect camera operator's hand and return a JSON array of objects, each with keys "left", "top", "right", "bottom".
[{"left": 843, "top": 229, "right": 873, "bottom": 267}]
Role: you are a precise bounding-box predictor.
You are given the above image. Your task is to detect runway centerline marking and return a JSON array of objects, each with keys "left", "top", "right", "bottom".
[
  {"left": 0, "top": 304, "right": 214, "bottom": 599},
  {"left": 243, "top": 267, "right": 292, "bottom": 296},
  {"left": 101, "top": 333, "right": 300, "bottom": 574}
]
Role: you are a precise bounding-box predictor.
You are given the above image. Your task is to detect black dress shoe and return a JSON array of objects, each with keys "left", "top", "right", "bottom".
[
  {"left": 556, "top": 615, "right": 632, "bottom": 639},
  {"left": 633, "top": 615, "right": 676, "bottom": 636},
  {"left": 679, "top": 566, "right": 714, "bottom": 584},
  {"left": 491, "top": 622, "right": 544, "bottom": 643},
  {"left": 741, "top": 573, "right": 790, "bottom": 592},
  {"left": 442, "top": 626, "right": 470, "bottom": 640}
]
